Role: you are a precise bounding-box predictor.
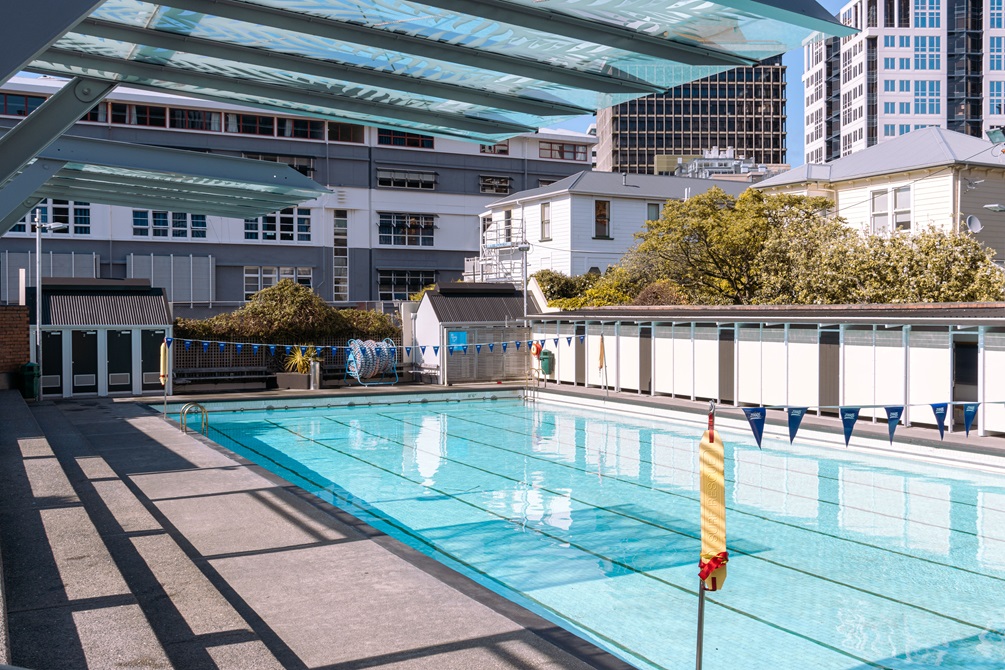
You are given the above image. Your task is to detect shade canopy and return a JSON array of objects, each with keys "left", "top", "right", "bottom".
[{"left": 18, "top": 0, "right": 853, "bottom": 143}]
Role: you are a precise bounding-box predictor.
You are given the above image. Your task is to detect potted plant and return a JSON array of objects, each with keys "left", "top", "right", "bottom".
[{"left": 276, "top": 346, "right": 318, "bottom": 390}]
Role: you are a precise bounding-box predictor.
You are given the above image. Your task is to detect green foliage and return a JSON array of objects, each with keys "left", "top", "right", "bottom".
[
  {"left": 633, "top": 281, "right": 690, "bottom": 306},
  {"left": 408, "top": 284, "right": 437, "bottom": 302},
  {"left": 549, "top": 266, "right": 641, "bottom": 309},
  {"left": 284, "top": 346, "right": 319, "bottom": 374},
  {"left": 174, "top": 280, "right": 400, "bottom": 342},
  {"left": 533, "top": 269, "right": 589, "bottom": 301}
]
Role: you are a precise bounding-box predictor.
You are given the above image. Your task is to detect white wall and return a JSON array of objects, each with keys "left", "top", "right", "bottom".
[{"left": 618, "top": 324, "right": 641, "bottom": 392}]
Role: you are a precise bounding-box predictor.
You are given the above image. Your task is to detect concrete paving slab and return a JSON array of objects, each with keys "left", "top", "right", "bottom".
[
  {"left": 205, "top": 640, "right": 285, "bottom": 670},
  {"left": 131, "top": 464, "right": 278, "bottom": 501},
  {"left": 16, "top": 435, "right": 53, "bottom": 459},
  {"left": 74, "top": 604, "right": 172, "bottom": 670},
  {"left": 41, "top": 507, "right": 131, "bottom": 603},
  {"left": 155, "top": 487, "right": 352, "bottom": 557},
  {"left": 91, "top": 480, "right": 162, "bottom": 534},
  {"left": 6, "top": 605, "right": 88, "bottom": 670},
  {"left": 23, "top": 456, "right": 80, "bottom": 506},
  {"left": 75, "top": 455, "right": 118, "bottom": 481}
]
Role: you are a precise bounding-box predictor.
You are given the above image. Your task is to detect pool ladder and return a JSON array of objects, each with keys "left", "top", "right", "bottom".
[{"left": 180, "top": 402, "right": 209, "bottom": 435}]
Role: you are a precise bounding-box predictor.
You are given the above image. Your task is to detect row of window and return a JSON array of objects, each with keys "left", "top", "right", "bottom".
[
  {"left": 871, "top": 186, "right": 911, "bottom": 234},
  {"left": 12, "top": 200, "right": 91, "bottom": 235},
  {"left": 244, "top": 266, "right": 312, "bottom": 300},
  {"left": 132, "top": 211, "right": 206, "bottom": 238},
  {"left": 244, "top": 208, "right": 312, "bottom": 242},
  {"left": 883, "top": 123, "right": 933, "bottom": 136}
]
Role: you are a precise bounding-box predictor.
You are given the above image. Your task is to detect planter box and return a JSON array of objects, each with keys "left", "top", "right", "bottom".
[{"left": 275, "top": 372, "right": 310, "bottom": 390}]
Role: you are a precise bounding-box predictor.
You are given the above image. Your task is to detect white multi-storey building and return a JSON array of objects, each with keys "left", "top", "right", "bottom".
[{"left": 803, "top": 0, "right": 993, "bottom": 164}]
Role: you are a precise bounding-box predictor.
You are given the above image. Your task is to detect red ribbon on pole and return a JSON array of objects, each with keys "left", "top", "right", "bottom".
[{"left": 698, "top": 552, "right": 729, "bottom": 582}]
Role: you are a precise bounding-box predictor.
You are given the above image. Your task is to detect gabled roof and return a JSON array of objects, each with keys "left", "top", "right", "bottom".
[
  {"left": 757, "top": 127, "right": 1001, "bottom": 189},
  {"left": 424, "top": 283, "right": 532, "bottom": 323},
  {"left": 488, "top": 170, "right": 749, "bottom": 208},
  {"left": 29, "top": 279, "right": 171, "bottom": 327}
]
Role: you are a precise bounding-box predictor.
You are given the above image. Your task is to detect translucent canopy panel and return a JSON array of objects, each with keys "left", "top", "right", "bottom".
[{"left": 28, "top": 0, "right": 853, "bottom": 142}]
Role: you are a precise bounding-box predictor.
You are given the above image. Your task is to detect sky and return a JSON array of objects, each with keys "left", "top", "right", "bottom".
[{"left": 548, "top": 0, "right": 847, "bottom": 168}]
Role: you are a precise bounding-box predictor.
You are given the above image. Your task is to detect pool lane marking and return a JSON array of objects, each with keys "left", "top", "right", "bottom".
[
  {"left": 323, "top": 414, "right": 1001, "bottom": 640},
  {"left": 356, "top": 412, "right": 1005, "bottom": 635},
  {"left": 483, "top": 405, "right": 998, "bottom": 515},
  {"left": 456, "top": 409, "right": 996, "bottom": 546},
  {"left": 255, "top": 418, "right": 893, "bottom": 670}
]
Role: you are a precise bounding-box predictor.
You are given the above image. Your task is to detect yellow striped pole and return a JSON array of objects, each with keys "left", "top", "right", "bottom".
[{"left": 696, "top": 401, "right": 728, "bottom": 670}]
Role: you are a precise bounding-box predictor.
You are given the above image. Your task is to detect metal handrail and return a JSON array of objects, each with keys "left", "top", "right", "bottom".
[{"left": 179, "top": 402, "right": 209, "bottom": 435}]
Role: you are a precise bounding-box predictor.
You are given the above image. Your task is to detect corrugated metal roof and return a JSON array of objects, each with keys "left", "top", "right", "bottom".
[
  {"left": 43, "top": 290, "right": 171, "bottom": 326},
  {"left": 427, "top": 293, "right": 528, "bottom": 324},
  {"left": 530, "top": 301, "right": 1005, "bottom": 326}
]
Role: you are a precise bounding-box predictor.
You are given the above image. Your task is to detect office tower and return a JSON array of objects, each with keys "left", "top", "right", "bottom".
[
  {"left": 595, "top": 56, "right": 786, "bottom": 174},
  {"left": 804, "top": 0, "right": 990, "bottom": 164}
]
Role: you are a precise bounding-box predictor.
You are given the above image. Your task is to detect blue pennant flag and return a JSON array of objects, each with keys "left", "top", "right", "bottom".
[
  {"left": 931, "top": 403, "right": 948, "bottom": 440},
  {"left": 202, "top": 341, "right": 209, "bottom": 353},
  {"left": 420, "top": 345, "right": 427, "bottom": 355},
  {"left": 553, "top": 338, "right": 559, "bottom": 347},
  {"left": 329, "top": 346, "right": 336, "bottom": 356},
  {"left": 219, "top": 342, "right": 226, "bottom": 353},
  {"left": 405, "top": 346, "right": 412, "bottom": 356},
  {"left": 539, "top": 339, "right": 546, "bottom": 348},
  {"left": 964, "top": 403, "right": 979, "bottom": 437},
  {"left": 252, "top": 344, "right": 259, "bottom": 355},
  {"left": 476, "top": 344, "right": 482, "bottom": 354},
  {"left": 515, "top": 341, "right": 522, "bottom": 350},
  {"left": 462, "top": 345, "right": 468, "bottom": 354},
  {"left": 566, "top": 336, "right": 572, "bottom": 346},
  {"left": 448, "top": 345, "right": 454, "bottom": 356},
  {"left": 742, "top": 407, "right": 766, "bottom": 449},
  {"left": 389, "top": 347, "right": 396, "bottom": 357},
  {"left": 165, "top": 337, "right": 173, "bottom": 348},
  {"left": 787, "top": 408, "right": 807, "bottom": 443},
  {"left": 527, "top": 340, "right": 534, "bottom": 349},
  {"left": 488, "top": 342, "right": 495, "bottom": 352},
  {"left": 579, "top": 335, "right": 585, "bottom": 343},
  {"left": 184, "top": 340, "right": 192, "bottom": 350},
  {"left": 884, "top": 406, "right": 904, "bottom": 444},
  {"left": 502, "top": 342, "right": 508, "bottom": 353},
  {"left": 285, "top": 345, "right": 292, "bottom": 356},
  {"left": 236, "top": 343, "right": 243, "bottom": 354},
  {"left": 840, "top": 407, "right": 860, "bottom": 447},
  {"left": 269, "top": 345, "right": 276, "bottom": 356},
  {"left": 433, "top": 345, "right": 440, "bottom": 356},
  {"left": 300, "top": 346, "right": 308, "bottom": 356}
]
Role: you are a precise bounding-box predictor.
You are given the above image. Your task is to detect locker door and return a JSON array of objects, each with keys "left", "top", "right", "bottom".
[
  {"left": 107, "top": 330, "right": 133, "bottom": 393},
  {"left": 41, "top": 331, "right": 63, "bottom": 396},
  {"left": 72, "top": 330, "right": 99, "bottom": 394},
  {"left": 140, "top": 329, "right": 166, "bottom": 391}
]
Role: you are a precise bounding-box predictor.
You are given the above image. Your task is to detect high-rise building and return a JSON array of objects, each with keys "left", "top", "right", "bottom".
[
  {"left": 803, "top": 0, "right": 991, "bottom": 165},
  {"left": 594, "top": 57, "right": 787, "bottom": 174}
]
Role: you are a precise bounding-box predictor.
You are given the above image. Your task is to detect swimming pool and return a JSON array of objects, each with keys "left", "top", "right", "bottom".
[{"left": 180, "top": 395, "right": 1005, "bottom": 669}]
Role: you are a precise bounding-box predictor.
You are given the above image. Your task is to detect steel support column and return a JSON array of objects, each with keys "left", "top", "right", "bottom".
[
  {"left": 0, "top": 158, "right": 66, "bottom": 233},
  {"left": 0, "top": 0, "right": 104, "bottom": 85}
]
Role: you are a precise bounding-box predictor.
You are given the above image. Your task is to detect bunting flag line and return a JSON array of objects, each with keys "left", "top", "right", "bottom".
[
  {"left": 448, "top": 345, "right": 454, "bottom": 356},
  {"left": 300, "top": 346, "right": 307, "bottom": 356},
  {"left": 462, "top": 345, "right": 468, "bottom": 354},
  {"left": 405, "top": 346, "right": 412, "bottom": 356},
  {"left": 184, "top": 340, "right": 191, "bottom": 350},
  {"left": 165, "top": 337, "right": 173, "bottom": 348},
  {"left": 488, "top": 342, "right": 495, "bottom": 352},
  {"left": 332, "top": 346, "right": 339, "bottom": 356},
  {"left": 787, "top": 408, "right": 807, "bottom": 443},
  {"left": 433, "top": 346, "right": 440, "bottom": 356},
  {"left": 202, "top": 341, "right": 209, "bottom": 352},
  {"left": 269, "top": 345, "right": 276, "bottom": 356},
  {"left": 476, "top": 344, "right": 482, "bottom": 354},
  {"left": 579, "top": 335, "right": 585, "bottom": 343},
  {"left": 515, "top": 341, "right": 522, "bottom": 350},
  {"left": 553, "top": 338, "right": 559, "bottom": 346},
  {"left": 420, "top": 345, "right": 427, "bottom": 355},
  {"left": 285, "top": 346, "right": 292, "bottom": 356},
  {"left": 964, "top": 403, "right": 979, "bottom": 437},
  {"left": 742, "top": 407, "right": 766, "bottom": 449},
  {"left": 502, "top": 342, "right": 508, "bottom": 353},
  {"left": 840, "top": 407, "right": 860, "bottom": 447},
  {"left": 219, "top": 342, "right": 226, "bottom": 353},
  {"left": 931, "top": 403, "right": 948, "bottom": 439},
  {"left": 236, "top": 343, "right": 243, "bottom": 354},
  {"left": 884, "top": 406, "right": 904, "bottom": 444},
  {"left": 567, "top": 336, "right": 573, "bottom": 346},
  {"left": 253, "top": 344, "right": 259, "bottom": 355}
]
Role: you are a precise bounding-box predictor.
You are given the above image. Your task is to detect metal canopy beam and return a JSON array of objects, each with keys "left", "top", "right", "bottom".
[
  {"left": 0, "top": 76, "right": 115, "bottom": 190},
  {"left": 157, "top": 0, "right": 663, "bottom": 95},
  {"left": 34, "top": 184, "right": 279, "bottom": 218},
  {"left": 0, "top": 159, "right": 65, "bottom": 234},
  {"left": 45, "top": 172, "right": 307, "bottom": 204},
  {"left": 42, "top": 49, "right": 537, "bottom": 135},
  {"left": 0, "top": 0, "right": 104, "bottom": 85},
  {"left": 77, "top": 19, "right": 594, "bottom": 118},
  {"left": 418, "top": 0, "right": 754, "bottom": 67}
]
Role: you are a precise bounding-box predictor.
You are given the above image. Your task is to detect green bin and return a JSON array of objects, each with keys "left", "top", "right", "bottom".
[
  {"left": 21, "top": 362, "right": 40, "bottom": 400},
  {"left": 539, "top": 350, "right": 555, "bottom": 376}
]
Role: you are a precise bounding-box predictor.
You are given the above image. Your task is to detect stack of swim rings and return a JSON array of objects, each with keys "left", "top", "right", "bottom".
[{"left": 347, "top": 338, "right": 397, "bottom": 380}]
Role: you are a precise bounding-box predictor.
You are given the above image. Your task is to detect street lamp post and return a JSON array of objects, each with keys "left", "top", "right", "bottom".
[{"left": 34, "top": 213, "right": 68, "bottom": 401}]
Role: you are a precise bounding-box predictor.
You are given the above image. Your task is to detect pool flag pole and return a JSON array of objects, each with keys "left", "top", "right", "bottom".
[
  {"left": 159, "top": 339, "right": 169, "bottom": 417},
  {"left": 697, "top": 400, "right": 727, "bottom": 670}
]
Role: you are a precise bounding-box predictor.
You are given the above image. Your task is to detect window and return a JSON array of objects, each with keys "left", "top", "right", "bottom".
[
  {"left": 899, "top": 80, "right": 911, "bottom": 92},
  {"left": 899, "top": 58, "right": 911, "bottom": 69},
  {"left": 378, "top": 212, "right": 435, "bottom": 246},
  {"left": 169, "top": 109, "right": 221, "bottom": 131},
  {"left": 377, "top": 129, "right": 433, "bottom": 148},
  {"left": 914, "top": 0, "right": 939, "bottom": 27},
  {"left": 871, "top": 190, "right": 889, "bottom": 234},
  {"left": 594, "top": 200, "right": 610, "bottom": 238},
  {"left": 11, "top": 203, "right": 49, "bottom": 233},
  {"left": 884, "top": 124, "right": 896, "bottom": 136},
  {"left": 243, "top": 153, "right": 315, "bottom": 176},
  {"left": 152, "top": 211, "right": 169, "bottom": 237},
  {"left": 539, "top": 141, "right": 588, "bottom": 161},
  {"left": 884, "top": 80, "right": 895, "bottom": 92},
  {"left": 333, "top": 210, "right": 348, "bottom": 301},
  {"left": 900, "top": 102, "right": 911, "bottom": 113},
  {"left": 538, "top": 179, "right": 557, "bottom": 187},
  {"left": 0, "top": 93, "right": 46, "bottom": 116},
  {"left": 82, "top": 103, "right": 106, "bottom": 122},
  {"left": 883, "top": 57, "right": 896, "bottom": 69},
  {"left": 110, "top": 103, "right": 166, "bottom": 126},
  {"left": 884, "top": 102, "right": 895, "bottom": 113},
  {"left": 540, "top": 202, "right": 551, "bottom": 241},
  {"left": 993, "top": 38, "right": 1004, "bottom": 71},
  {"left": 899, "top": 35, "right": 910, "bottom": 48},
  {"left": 914, "top": 80, "right": 940, "bottom": 114},
  {"left": 377, "top": 169, "right": 436, "bottom": 190},
  {"left": 893, "top": 186, "right": 911, "bottom": 231},
  {"left": 883, "top": 35, "right": 895, "bottom": 47},
  {"left": 172, "top": 212, "right": 188, "bottom": 237},
  {"left": 378, "top": 270, "right": 435, "bottom": 301},
  {"left": 480, "top": 142, "right": 509, "bottom": 155},
  {"left": 244, "top": 266, "right": 311, "bottom": 300},
  {"left": 244, "top": 207, "right": 310, "bottom": 241},
  {"left": 191, "top": 214, "right": 206, "bottom": 238},
  {"left": 914, "top": 36, "right": 940, "bottom": 70},
  {"left": 991, "top": 82, "right": 1004, "bottom": 116},
  {"left": 226, "top": 113, "right": 275, "bottom": 135},
  {"left": 278, "top": 117, "right": 325, "bottom": 139},
  {"left": 993, "top": 0, "right": 1004, "bottom": 29},
  {"left": 504, "top": 209, "right": 512, "bottom": 243},
  {"left": 329, "top": 122, "right": 364, "bottom": 143},
  {"left": 479, "top": 175, "right": 511, "bottom": 194},
  {"left": 647, "top": 203, "right": 663, "bottom": 221},
  {"left": 131, "top": 210, "right": 205, "bottom": 238},
  {"left": 899, "top": 124, "right": 911, "bottom": 135},
  {"left": 44, "top": 200, "right": 88, "bottom": 235}
]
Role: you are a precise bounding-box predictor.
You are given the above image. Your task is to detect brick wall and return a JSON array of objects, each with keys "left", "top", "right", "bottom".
[{"left": 0, "top": 306, "right": 29, "bottom": 374}]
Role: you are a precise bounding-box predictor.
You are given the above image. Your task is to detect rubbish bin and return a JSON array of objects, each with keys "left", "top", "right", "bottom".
[
  {"left": 539, "top": 350, "right": 555, "bottom": 376},
  {"left": 21, "top": 362, "right": 40, "bottom": 400}
]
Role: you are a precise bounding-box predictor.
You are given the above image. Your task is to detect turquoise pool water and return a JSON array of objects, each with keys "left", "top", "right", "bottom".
[{"left": 187, "top": 397, "right": 1005, "bottom": 669}]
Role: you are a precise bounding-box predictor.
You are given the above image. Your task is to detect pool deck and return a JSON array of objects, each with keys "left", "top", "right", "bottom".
[
  {"left": 3, "top": 381, "right": 1004, "bottom": 670},
  {"left": 0, "top": 386, "right": 628, "bottom": 670}
]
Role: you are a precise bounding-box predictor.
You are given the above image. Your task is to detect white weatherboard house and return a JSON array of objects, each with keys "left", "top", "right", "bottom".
[
  {"left": 756, "top": 127, "right": 1005, "bottom": 257},
  {"left": 466, "top": 171, "right": 748, "bottom": 282}
]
